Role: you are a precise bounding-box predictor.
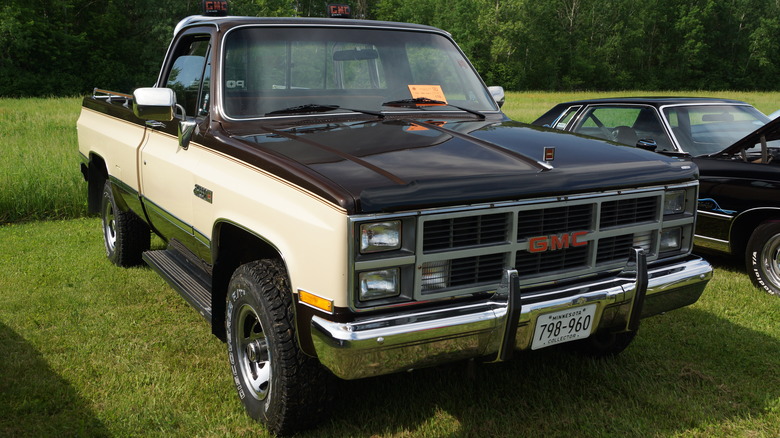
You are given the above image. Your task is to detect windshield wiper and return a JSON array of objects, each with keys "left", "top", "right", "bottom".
[
  {"left": 265, "top": 104, "right": 340, "bottom": 116},
  {"left": 265, "top": 104, "right": 384, "bottom": 119},
  {"left": 381, "top": 98, "right": 486, "bottom": 119}
]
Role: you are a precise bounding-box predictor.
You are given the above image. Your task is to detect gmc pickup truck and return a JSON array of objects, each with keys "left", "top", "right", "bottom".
[{"left": 77, "top": 5, "right": 713, "bottom": 435}]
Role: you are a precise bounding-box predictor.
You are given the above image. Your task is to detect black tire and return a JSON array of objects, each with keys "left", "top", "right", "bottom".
[
  {"left": 100, "top": 180, "right": 150, "bottom": 267},
  {"left": 746, "top": 221, "right": 780, "bottom": 296},
  {"left": 568, "top": 330, "right": 637, "bottom": 357},
  {"left": 226, "top": 259, "right": 331, "bottom": 435}
]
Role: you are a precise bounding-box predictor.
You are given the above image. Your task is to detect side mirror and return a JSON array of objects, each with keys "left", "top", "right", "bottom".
[
  {"left": 488, "top": 86, "right": 505, "bottom": 108},
  {"left": 636, "top": 138, "right": 658, "bottom": 152},
  {"left": 132, "top": 88, "right": 175, "bottom": 121}
]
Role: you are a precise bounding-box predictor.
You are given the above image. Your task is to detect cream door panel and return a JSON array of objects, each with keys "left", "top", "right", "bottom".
[{"left": 139, "top": 128, "right": 198, "bottom": 244}]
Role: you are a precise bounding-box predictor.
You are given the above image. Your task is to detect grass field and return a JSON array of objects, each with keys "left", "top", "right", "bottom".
[{"left": 1, "top": 95, "right": 779, "bottom": 437}]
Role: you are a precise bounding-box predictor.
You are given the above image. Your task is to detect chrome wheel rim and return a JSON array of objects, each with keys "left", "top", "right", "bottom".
[
  {"left": 761, "top": 233, "right": 780, "bottom": 291},
  {"left": 236, "top": 304, "right": 271, "bottom": 400},
  {"left": 102, "top": 201, "right": 117, "bottom": 253}
]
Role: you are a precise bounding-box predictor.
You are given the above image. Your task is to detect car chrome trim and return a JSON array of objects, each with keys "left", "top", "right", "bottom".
[
  {"left": 312, "top": 254, "right": 712, "bottom": 380},
  {"left": 694, "top": 234, "right": 731, "bottom": 253}
]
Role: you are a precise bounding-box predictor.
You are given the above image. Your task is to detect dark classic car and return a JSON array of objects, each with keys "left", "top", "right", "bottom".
[{"left": 534, "top": 97, "right": 780, "bottom": 296}]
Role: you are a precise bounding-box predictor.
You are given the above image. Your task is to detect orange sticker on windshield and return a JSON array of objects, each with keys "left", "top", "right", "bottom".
[{"left": 408, "top": 85, "right": 447, "bottom": 104}]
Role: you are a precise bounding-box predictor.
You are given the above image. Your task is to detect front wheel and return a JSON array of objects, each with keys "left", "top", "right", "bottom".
[
  {"left": 226, "top": 259, "right": 331, "bottom": 435},
  {"left": 746, "top": 221, "right": 780, "bottom": 296}
]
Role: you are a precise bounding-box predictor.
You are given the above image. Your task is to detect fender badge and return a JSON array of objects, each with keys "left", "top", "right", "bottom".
[
  {"left": 544, "top": 147, "right": 555, "bottom": 161},
  {"left": 194, "top": 184, "right": 213, "bottom": 204}
]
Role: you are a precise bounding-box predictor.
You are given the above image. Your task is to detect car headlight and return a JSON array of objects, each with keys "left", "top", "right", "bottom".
[
  {"left": 358, "top": 269, "right": 400, "bottom": 301},
  {"left": 660, "top": 227, "right": 682, "bottom": 252},
  {"left": 360, "top": 221, "right": 401, "bottom": 253},
  {"left": 664, "top": 190, "right": 686, "bottom": 215}
]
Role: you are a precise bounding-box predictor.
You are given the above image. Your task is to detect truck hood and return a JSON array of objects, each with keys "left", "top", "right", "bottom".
[{"left": 227, "top": 118, "right": 697, "bottom": 213}]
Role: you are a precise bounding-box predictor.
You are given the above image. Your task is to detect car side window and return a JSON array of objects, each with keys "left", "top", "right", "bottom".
[
  {"left": 165, "top": 34, "right": 211, "bottom": 119},
  {"left": 552, "top": 106, "right": 580, "bottom": 129},
  {"left": 573, "top": 106, "right": 673, "bottom": 150}
]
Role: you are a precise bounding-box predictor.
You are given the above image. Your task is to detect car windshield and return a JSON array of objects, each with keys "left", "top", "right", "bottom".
[
  {"left": 222, "top": 26, "right": 496, "bottom": 119},
  {"left": 662, "top": 104, "right": 769, "bottom": 156}
]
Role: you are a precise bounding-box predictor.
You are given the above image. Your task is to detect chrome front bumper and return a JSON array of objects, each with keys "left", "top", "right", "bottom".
[{"left": 311, "top": 252, "right": 712, "bottom": 380}]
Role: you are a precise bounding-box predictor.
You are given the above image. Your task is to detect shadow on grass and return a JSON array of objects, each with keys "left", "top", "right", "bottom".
[
  {"left": 0, "top": 322, "right": 110, "bottom": 437},
  {"left": 309, "top": 306, "right": 779, "bottom": 437}
]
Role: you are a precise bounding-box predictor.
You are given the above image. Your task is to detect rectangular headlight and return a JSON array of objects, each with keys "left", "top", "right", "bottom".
[
  {"left": 359, "top": 269, "right": 400, "bottom": 301},
  {"left": 664, "top": 190, "right": 686, "bottom": 215},
  {"left": 660, "top": 227, "right": 682, "bottom": 252},
  {"left": 360, "top": 221, "right": 401, "bottom": 253}
]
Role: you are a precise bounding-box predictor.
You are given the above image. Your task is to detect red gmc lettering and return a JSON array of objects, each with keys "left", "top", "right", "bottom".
[
  {"left": 205, "top": 1, "right": 227, "bottom": 11},
  {"left": 528, "top": 231, "right": 589, "bottom": 253}
]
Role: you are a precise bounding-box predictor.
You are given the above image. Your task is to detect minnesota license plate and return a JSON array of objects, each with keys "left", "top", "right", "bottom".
[{"left": 531, "top": 304, "right": 597, "bottom": 350}]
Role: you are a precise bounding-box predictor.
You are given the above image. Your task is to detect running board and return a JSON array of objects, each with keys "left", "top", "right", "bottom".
[{"left": 143, "top": 249, "right": 213, "bottom": 323}]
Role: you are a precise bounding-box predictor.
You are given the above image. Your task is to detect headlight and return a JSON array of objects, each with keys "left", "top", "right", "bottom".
[
  {"left": 664, "top": 190, "right": 686, "bottom": 215},
  {"left": 359, "top": 269, "right": 400, "bottom": 301},
  {"left": 660, "top": 227, "right": 682, "bottom": 252},
  {"left": 360, "top": 221, "right": 401, "bottom": 253}
]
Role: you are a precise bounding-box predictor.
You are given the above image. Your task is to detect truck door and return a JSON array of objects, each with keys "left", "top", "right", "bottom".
[{"left": 139, "top": 29, "right": 213, "bottom": 260}]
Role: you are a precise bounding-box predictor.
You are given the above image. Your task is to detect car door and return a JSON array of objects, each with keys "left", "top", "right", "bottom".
[{"left": 139, "top": 29, "right": 213, "bottom": 259}]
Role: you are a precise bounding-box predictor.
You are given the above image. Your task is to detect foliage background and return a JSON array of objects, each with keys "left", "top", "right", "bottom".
[{"left": 2, "top": 0, "right": 780, "bottom": 97}]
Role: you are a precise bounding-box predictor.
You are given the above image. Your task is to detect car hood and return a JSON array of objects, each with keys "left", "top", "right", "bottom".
[
  {"left": 710, "top": 115, "right": 780, "bottom": 157},
  {"left": 226, "top": 117, "right": 698, "bottom": 213}
]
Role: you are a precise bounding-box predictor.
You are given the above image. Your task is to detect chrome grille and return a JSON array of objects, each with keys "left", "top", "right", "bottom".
[
  {"left": 600, "top": 197, "right": 658, "bottom": 227},
  {"left": 350, "top": 183, "right": 698, "bottom": 310},
  {"left": 515, "top": 244, "right": 589, "bottom": 275},
  {"left": 423, "top": 213, "right": 509, "bottom": 252},
  {"left": 422, "top": 254, "right": 505, "bottom": 291},
  {"left": 517, "top": 204, "right": 592, "bottom": 239},
  {"left": 416, "top": 191, "right": 666, "bottom": 298}
]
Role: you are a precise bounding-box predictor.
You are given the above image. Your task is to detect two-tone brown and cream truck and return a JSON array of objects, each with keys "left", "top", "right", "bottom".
[{"left": 77, "top": 4, "right": 713, "bottom": 435}]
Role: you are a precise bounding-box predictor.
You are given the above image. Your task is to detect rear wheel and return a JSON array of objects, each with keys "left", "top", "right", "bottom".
[
  {"left": 100, "top": 180, "right": 150, "bottom": 267},
  {"left": 746, "top": 221, "right": 780, "bottom": 296},
  {"left": 226, "top": 259, "right": 331, "bottom": 435}
]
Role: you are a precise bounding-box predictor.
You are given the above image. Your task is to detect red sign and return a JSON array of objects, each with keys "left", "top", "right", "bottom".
[
  {"left": 203, "top": 0, "right": 229, "bottom": 16},
  {"left": 328, "top": 4, "right": 351, "bottom": 18}
]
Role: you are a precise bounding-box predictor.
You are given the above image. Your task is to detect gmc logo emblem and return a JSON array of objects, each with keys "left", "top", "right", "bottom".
[{"left": 528, "top": 231, "right": 589, "bottom": 253}]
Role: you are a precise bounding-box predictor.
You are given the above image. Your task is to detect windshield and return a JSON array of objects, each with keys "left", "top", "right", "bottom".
[
  {"left": 662, "top": 104, "right": 770, "bottom": 155},
  {"left": 222, "top": 26, "right": 496, "bottom": 119}
]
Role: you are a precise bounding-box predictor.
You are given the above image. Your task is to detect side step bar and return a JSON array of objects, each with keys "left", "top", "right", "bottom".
[{"left": 143, "top": 249, "right": 213, "bottom": 323}]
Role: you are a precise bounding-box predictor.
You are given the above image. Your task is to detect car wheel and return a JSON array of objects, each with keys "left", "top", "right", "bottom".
[
  {"left": 568, "top": 330, "right": 637, "bottom": 357},
  {"left": 226, "top": 259, "right": 331, "bottom": 435},
  {"left": 100, "top": 180, "right": 150, "bottom": 267},
  {"left": 746, "top": 221, "right": 780, "bottom": 296}
]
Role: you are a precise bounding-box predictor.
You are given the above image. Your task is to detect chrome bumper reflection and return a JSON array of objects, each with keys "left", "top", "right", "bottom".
[{"left": 311, "top": 254, "right": 712, "bottom": 380}]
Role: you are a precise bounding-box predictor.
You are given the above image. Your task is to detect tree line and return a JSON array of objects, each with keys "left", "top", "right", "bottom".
[{"left": 2, "top": 0, "right": 779, "bottom": 97}]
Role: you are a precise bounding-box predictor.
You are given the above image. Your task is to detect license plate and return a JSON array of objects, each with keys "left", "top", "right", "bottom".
[{"left": 531, "top": 304, "right": 597, "bottom": 350}]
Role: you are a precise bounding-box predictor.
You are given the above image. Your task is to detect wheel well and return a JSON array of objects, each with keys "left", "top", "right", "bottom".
[
  {"left": 731, "top": 209, "right": 780, "bottom": 258},
  {"left": 87, "top": 154, "right": 108, "bottom": 215},
  {"left": 210, "top": 222, "right": 285, "bottom": 341}
]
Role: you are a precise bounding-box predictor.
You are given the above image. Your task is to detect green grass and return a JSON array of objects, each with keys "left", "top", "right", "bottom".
[
  {"left": 0, "top": 219, "right": 778, "bottom": 437},
  {"left": 0, "top": 97, "right": 86, "bottom": 223},
  {"left": 1, "top": 96, "right": 779, "bottom": 436}
]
